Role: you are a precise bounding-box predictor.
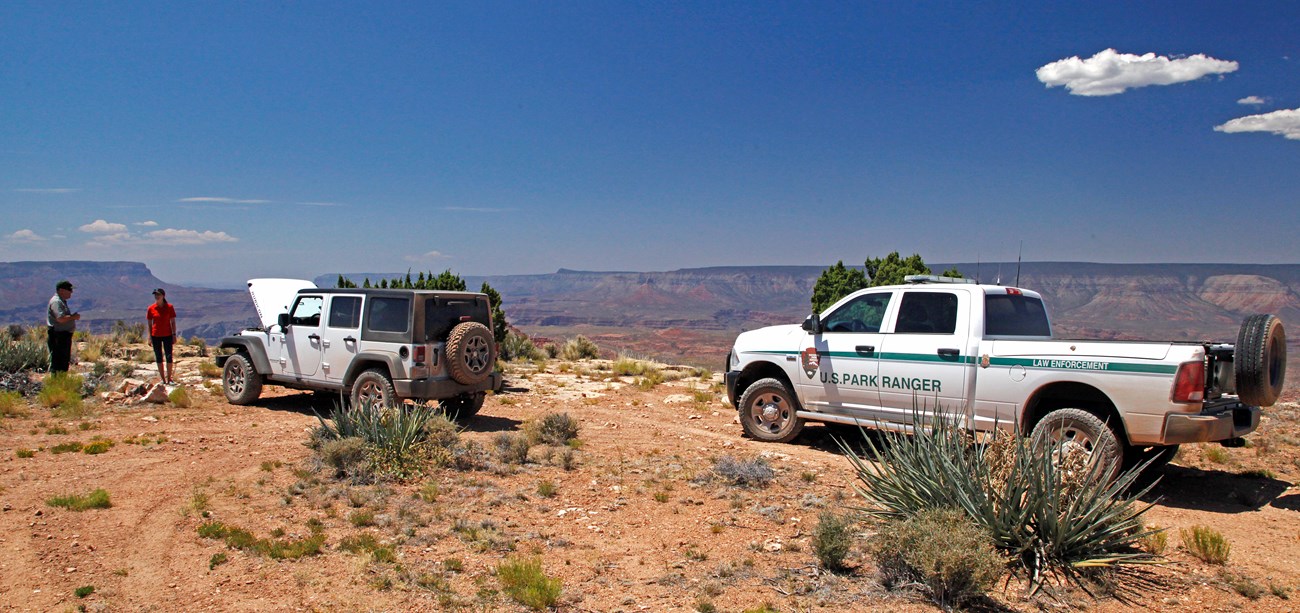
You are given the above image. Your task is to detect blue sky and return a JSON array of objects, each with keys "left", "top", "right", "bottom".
[{"left": 3, "top": 2, "right": 1298, "bottom": 286}]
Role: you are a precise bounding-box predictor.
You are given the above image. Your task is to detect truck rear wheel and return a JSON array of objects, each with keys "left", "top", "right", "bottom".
[
  {"left": 1235, "top": 314, "right": 1286, "bottom": 407},
  {"left": 1030, "top": 408, "right": 1124, "bottom": 483},
  {"left": 738, "top": 378, "right": 805, "bottom": 443},
  {"left": 222, "top": 353, "right": 262, "bottom": 405},
  {"left": 446, "top": 322, "right": 495, "bottom": 385},
  {"left": 351, "top": 368, "right": 396, "bottom": 408},
  {"left": 440, "top": 392, "right": 485, "bottom": 421}
]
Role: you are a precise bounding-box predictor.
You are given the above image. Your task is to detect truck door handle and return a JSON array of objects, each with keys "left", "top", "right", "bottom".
[
  {"left": 308, "top": 334, "right": 320, "bottom": 342},
  {"left": 855, "top": 345, "right": 875, "bottom": 355},
  {"left": 344, "top": 336, "right": 356, "bottom": 344},
  {"left": 937, "top": 348, "right": 959, "bottom": 357}
]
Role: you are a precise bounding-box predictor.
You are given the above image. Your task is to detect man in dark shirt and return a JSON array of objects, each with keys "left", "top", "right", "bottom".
[{"left": 46, "top": 280, "right": 80, "bottom": 373}]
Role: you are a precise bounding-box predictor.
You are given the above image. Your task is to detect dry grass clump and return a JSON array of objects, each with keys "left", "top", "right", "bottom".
[
  {"left": 525, "top": 412, "right": 580, "bottom": 446},
  {"left": 47, "top": 488, "right": 112, "bottom": 511},
  {"left": 168, "top": 386, "right": 191, "bottom": 407},
  {"left": 0, "top": 390, "right": 29, "bottom": 418},
  {"left": 870, "top": 507, "right": 1003, "bottom": 609},
  {"left": 1181, "top": 525, "right": 1230, "bottom": 564},
  {"left": 559, "top": 335, "right": 600, "bottom": 361},
  {"left": 39, "top": 372, "right": 87, "bottom": 418},
  {"left": 496, "top": 555, "right": 562, "bottom": 610},
  {"left": 709, "top": 455, "right": 775, "bottom": 488}
]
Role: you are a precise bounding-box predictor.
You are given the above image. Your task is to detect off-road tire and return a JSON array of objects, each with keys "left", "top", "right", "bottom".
[
  {"left": 1124, "top": 444, "right": 1179, "bottom": 474},
  {"left": 351, "top": 368, "right": 397, "bottom": 409},
  {"left": 1235, "top": 314, "right": 1286, "bottom": 407},
  {"left": 222, "top": 353, "right": 262, "bottom": 405},
  {"left": 440, "top": 392, "right": 486, "bottom": 421},
  {"left": 737, "top": 378, "right": 805, "bottom": 443},
  {"left": 446, "top": 322, "right": 495, "bottom": 385},
  {"left": 1030, "top": 408, "right": 1125, "bottom": 483}
]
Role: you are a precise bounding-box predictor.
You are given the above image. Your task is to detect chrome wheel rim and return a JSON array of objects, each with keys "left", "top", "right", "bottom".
[
  {"left": 749, "top": 391, "right": 790, "bottom": 435},
  {"left": 356, "top": 380, "right": 385, "bottom": 407}
]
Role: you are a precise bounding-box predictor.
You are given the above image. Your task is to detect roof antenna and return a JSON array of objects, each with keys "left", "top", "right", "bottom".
[
  {"left": 1014, "top": 241, "right": 1024, "bottom": 288},
  {"left": 975, "top": 252, "right": 981, "bottom": 284}
]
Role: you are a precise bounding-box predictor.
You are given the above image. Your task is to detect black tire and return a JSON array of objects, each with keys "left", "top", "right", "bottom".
[
  {"left": 737, "top": 378, "right": 805, "bottom": 443},
  {"left": 222, "top": 353, "right": 262, "bottom": 405},
  {"left": 351, "top": 368, "right": 397, "bottom": 408},
  {"left": 1030, "top": 408, "right": 1124, "bottom": 482},
  {"left": 1235, "top": 314, "right": 1286, "bottom": 407},
  {"left": 440, "top": 392, "right": 486, "bottom": 421},
  {"left": 446, "top": 322, "right": 495, "bottom": 385}
]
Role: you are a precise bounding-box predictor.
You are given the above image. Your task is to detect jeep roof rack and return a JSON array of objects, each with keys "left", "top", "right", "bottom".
[{"left": 903, "top": 274, "right": 976, "bottom": 285}]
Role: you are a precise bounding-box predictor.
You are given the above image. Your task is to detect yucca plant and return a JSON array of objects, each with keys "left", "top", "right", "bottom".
[
  {"left": 316, "top": 400, "right": 436, "bottom": 459},
  {"left": 0, "top": 329, "right": 49, "bottom": 373},
  {"left": 839, "top": 409, "right": 1162, "bottom": 595}
]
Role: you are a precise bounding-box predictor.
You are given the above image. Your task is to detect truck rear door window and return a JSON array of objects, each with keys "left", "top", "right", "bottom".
[
  {"left": 894, "top": 292, "right": 958, "bottom": 334},
  {"left": 984, "top": 294, "right": 1051, "bottom": 337},
  {"left": 328, "top": 296, "right": 362, "bottom": 329}
]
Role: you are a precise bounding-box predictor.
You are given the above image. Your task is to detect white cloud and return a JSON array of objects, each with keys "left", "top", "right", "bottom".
[
  {"left": 404, "top": 250, "right": 448, "bottom": 262},
  {"left": 1036, "top": 49, "right": 1238, "bottom": 96},
  {"left": 86, "top": 232, "right": 135, "bottom": 246},
  {"left": 144, "top": 228, "right": 239, "bottom": 245},
  {"left": 79, "top": 219, "right": 128, "bottom": 234},
  {"left": 1237, "top": 96, "right": 1267, "bottom": 105},
  {"left": 177, "top": 197, "right": 272, "bottom": 204},
  {"left": 1214, "top": 107, "right": 1300, "bottom": 140},
  {"left": 6, "top": 229, "right": 47, "bottom": 242},
  {"left": 135, "top": 220, "right": 159, "bottom": 227},
  {"left": 13, "top": 188, "right": 81, "bottom": 193}
]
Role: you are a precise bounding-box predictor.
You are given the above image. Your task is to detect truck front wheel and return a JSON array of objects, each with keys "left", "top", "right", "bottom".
[
  {"left": 222, "top": 353, "right": 262, "bottom": 405},
  {"left": 738, "top": 378, "right": 805, "bottom": 443},
  {"left": 1030, "top": 408, "right": 1124, "bottom": 482}
]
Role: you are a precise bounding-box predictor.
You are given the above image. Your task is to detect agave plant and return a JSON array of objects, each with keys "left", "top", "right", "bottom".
[
  {"left": 315, "top": 399, "right": 438, "bottom": 460},
  {"left": 839, "top": 409, "right": 1163, "bottom": 594}
]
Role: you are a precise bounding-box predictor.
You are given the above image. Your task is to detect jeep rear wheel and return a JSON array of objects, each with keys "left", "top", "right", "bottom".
[
  {"left": 222, "top": 353, "right": 262, "bottom": 405},
  {"left": 351, "top": 368, "right": 397, "bottom": 408},
  {"left": 1236, "top": 314, "right": 1286, "bottom": 407},
  {"left": 440, "top": 392, "right": 485, "bottom": 421},
  {"left": 738, "top": 378, "right": 805, "bottom": 443},
  {"left": 446, "top": 322, "right": 495, "bottom": 385},
  {"left": 1030, "top": 408, "right": 1124, "bottom": 483}
]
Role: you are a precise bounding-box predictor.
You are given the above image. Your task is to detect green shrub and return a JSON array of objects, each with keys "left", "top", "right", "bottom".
[
  {"left": 111, "top": 320, "right": 146, "bottom": 344},
  {"left": 542, "top": 343, "right": 558, "bottom": 359},
  {"left": 812, "top": 511, "right": 854, "bottom": 571},
  {"left": 871, "top": 507, "right": 1003, "bottom": 609},
  {"left": 314, "top": 400, "right": 441, "bottom": 480},
  {"left": 0, "top": 390, "right": 28, "bottom": 417},
  {"left": 318, "top": 437, "right": 370, "bottom": 481},
  {"left": 537, "top": 480, "right": 557, "bottom": 498},
  {"left": 840, "top": 412, "right": 1159, "bottom": 594},
  {"left": 0, "top": 330, "right": 48, "bottom": 373},
  {"left": 83, "top": 439, "right": 114, "bottom": 454},
  {"left": 51, "top": 441, "right": 84, "bottom": 454},
  {"left": 497, "top": 555, "right": 562, "bottom": 610},
  {"left": 74, "top": 585, "right": 95, "bottom": 598},
  {"left": 559, "top": 335, "right": 599, "bottom": 361},
  {"left": 16, "top": 448, "right": 35, "bottom": 458},
  {"left": 1204, "top": 446, "right": 1231, "bottom": 464},
  {"left": 197, "top": 520, "right": 325, "bottom": 559},
  {"left": 209, "top": 552, "right": 228, "bottom": 570},
  {"left": 198, "top": 361, "right": 222, "bottom": 378},
  {"left": 502, "top": 331, "right": 545, "bottom": 361},
  {"left": 526, "top": 412, "right": 580, "bottom": 446},
  {"left": 1181, "top": 525, "right": 1230, "bottom": 564},
  {"left": 38, "top": 372, "right": 84, "bottom": 409},
  {"left": 47, "top": 488, "right": 112, "bottom": 511},
  {"left": 168, "top": 386, "right": 191, "bottom": 408}
]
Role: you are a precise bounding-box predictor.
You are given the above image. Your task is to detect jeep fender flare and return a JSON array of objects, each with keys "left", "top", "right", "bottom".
[
  {"left": 218, "top": 337, "right": 274, "bottom": 374},
  {"left": 342, "top": 353, "right": 404, "bottom": 387}
]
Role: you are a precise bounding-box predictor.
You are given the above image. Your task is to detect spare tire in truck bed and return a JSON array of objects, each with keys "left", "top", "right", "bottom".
[
  {"left": 1235, "top": 314, "right": 1286, "bottom": 407},
  {"left": 446, "top": 321, "right": 496, "bottom": 385}
]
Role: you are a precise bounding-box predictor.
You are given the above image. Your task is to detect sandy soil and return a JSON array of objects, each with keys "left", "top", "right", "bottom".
[{"left": 1, "top": 348, "right": 1298, "bottom": 612}]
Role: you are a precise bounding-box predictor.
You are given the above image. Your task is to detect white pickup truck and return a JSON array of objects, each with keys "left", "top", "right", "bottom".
[{"left": 724, "top": 276, "right": 1287, "bottom": 473}]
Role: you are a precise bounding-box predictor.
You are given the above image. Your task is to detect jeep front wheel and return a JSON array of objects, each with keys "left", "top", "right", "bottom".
[
  {"left": 440, "top": 392, "right": 486, "bottom": 421},
  {"left": 351, "top": 368, "right": 397, "bottom": 408},
  {"left": 738, "top": 378, "right": 805, "bottom": 443},
  {"left": 222, "top": 354, "right": 262, "bottom": 405},
  {"left": 446, "top": 322, "right": 495, "bottom": 385}
]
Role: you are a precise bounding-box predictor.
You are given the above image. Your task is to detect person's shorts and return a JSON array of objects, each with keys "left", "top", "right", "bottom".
[{"left": 151, "top": 335, "right": 175, "bottom": 363}]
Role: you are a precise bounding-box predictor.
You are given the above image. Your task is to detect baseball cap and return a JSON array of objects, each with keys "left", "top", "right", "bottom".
[
  {"left": 152, "top": 288, "right": 166, "bottom": 296},
  {"left": 56, "top": 280, "right": 74, "bottom": 291}
]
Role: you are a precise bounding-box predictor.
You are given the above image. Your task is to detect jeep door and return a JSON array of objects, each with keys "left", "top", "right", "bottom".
[
  {"left": 322, "top": 294, "right": 363, "bottom": 382},
  {"left": 795, "top": 291, "right": 892, "bottom": 421},
  {"left": 876, "top": 289, "right": 972, "bottom": 425},
  {"left": 282, "top": 294, "right": 324, "bottom": 378}
]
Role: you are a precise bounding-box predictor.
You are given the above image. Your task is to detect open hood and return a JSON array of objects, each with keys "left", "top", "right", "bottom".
[{"left": 247, "top": 278, "right": 316, "bottom": 329}]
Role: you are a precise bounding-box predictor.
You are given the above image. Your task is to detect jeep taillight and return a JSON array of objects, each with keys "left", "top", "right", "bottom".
[
  {"left": 413, "top": 345, "right": 426, "bottom": 364},
  {"left": 1172, "top": 360, "right": 1205, "bottom": 403}
]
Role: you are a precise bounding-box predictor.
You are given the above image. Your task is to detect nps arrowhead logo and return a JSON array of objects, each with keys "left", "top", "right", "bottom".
[{"left": 800, "top": 347, "right": 821, "bottom": 379}]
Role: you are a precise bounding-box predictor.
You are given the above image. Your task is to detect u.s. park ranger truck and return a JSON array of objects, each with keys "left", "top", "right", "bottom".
[{"left": 724, "top": 275, "right": 1287, "bottom": 475}]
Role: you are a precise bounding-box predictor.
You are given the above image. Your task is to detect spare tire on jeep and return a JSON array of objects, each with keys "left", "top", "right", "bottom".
[
  {"left": 446, "top": 321, "right": 495, "bottom": 385},
  {"left": 1235, "top": 314, "right": 1286, "bottom": 407}
]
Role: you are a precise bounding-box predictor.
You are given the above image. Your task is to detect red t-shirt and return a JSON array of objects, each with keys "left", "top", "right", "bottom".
[{"left": 147, "top": 302, "right": 177, "bottom": 338}]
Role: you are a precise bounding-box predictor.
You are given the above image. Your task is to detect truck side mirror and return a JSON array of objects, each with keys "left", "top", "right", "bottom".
[
  {"left": 802, "top": 313, "right": 822, "bottom": 334},
  {"left": 277, "top": 313, "right": 290, "bottom": 330}
]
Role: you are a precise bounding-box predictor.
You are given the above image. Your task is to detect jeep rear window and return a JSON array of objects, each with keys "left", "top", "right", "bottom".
[
  {"left": 984, "top": 294, "right": 1051, "bottom": 337},
  {"left": 425, "top": 297, "right": 489, "bottom": 341},
  {"left": 367, "top": 297, "right": 410, "bottom": 333}
]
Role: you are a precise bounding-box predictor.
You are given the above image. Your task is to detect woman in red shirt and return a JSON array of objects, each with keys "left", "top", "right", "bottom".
[{"left": 147, "top": 288, "right": 178, "bottom": 384}]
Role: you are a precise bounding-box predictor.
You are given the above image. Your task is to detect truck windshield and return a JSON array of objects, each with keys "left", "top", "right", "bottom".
[{"left": 984, "top": 294, "right": 1051, "bottom": 337}]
